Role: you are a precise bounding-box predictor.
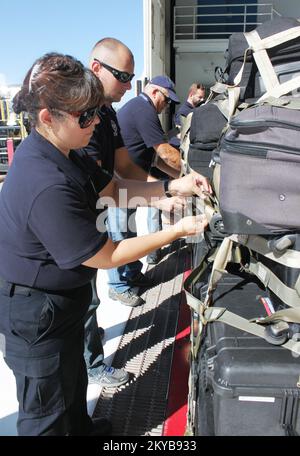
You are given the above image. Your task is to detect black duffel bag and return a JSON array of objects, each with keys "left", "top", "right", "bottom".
[
  {"left": 187, "top": 96, "right": 228, "bottom": 178},
  {"left": 224, "top": 17, "right": 300, "bottom": 100}
]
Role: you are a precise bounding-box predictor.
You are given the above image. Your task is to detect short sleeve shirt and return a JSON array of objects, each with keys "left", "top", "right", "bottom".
[
  {"left": 0, "top": 129, "right": 112, "bottom": 290},
  {"left": 117, "top": 93, "right": 167, "bottom": 173},
  {"left": 78, "top": 105, "right": 124, "bottom": 174},
  {"left": 174, "top": 101, "right": 194, "bottom": 126}
]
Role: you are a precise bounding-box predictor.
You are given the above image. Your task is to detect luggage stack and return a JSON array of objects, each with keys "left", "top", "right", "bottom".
[
  {"left": 185, "top": 17, "right": 300, "bottom": 436},
  {"left": 196, "top": 262, "right": 300, "bottom": 436}
]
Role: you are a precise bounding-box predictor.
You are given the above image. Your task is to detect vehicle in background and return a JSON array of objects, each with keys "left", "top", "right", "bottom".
[{"left": 0, "top": 97, "right": 27, "bottom": 175}]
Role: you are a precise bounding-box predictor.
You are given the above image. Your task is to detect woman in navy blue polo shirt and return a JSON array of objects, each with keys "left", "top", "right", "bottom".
[{"left": 0, "top": 53, "right": 208, "bottom": 436}]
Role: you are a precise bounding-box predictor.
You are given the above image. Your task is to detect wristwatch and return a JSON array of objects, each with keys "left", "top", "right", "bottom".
[{"left": 163, "top": 180, "right": 172, "bottom": 198}]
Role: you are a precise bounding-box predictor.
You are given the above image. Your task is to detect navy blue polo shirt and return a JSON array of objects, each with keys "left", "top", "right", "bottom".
[
  {"left": 117, "top": 93, "right": 167, "bottom": 173},
  {"left": 0, "top": 129, "right": 112, "bottom": 290},
  {"left": 169, "top": 101, "right": 194, "bottom": 149},
  {"left": 78, "top": 105, "right": 124, "bottom": 173},
  {"left": 174, "top": 100, "right": 194, "bottom": 126}
]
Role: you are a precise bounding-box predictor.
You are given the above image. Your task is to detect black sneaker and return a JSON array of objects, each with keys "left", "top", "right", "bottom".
[
  {"left": 146, "top": 249, "right": 162, "bottom": 265},
  {"left": 126, "top": 272, "right": 152, "bottom": 288},
  {"left": 108, "top": 286, "right": 145, "bottom": 307}
]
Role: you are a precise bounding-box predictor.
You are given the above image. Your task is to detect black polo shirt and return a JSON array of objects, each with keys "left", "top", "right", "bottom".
[
  {"left": 78, "top": 105, "right": 124, "bottom": 173},
  {"left": 0, "top": 129, "right": 112, "bottom": 290},
  {"left": 117, "top": 93, "right": 167, "bottom": 173}
]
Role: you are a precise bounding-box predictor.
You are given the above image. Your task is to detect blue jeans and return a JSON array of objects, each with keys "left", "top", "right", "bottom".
[
  {"left": 106, "top": 208, "right": 142, "bottom": 293},
  {"left": 147, "top": 207, "right": 161, "bottom": 233}
]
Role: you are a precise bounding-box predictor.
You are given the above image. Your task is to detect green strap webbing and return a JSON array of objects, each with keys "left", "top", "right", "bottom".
[
  {"left": 244, "top": 26, "right": 300, "bottom": 100},
  {"left": 184, "top": 254, "right": 209, "bottom": 314},
  {"left": 244, "top": 29, "right": 280, "bottom": 92},
  {"left": 235, "top": 234, "right": 300, "bottom": 269},
  {"left": 184, "top": 249, "right": 300, "bottom": 359},
  {"left": 250, "top": 307, "right": 300, "bottom": 325},
  {"left": 203, "top": 307, "right": 300, "bottom": 355},
  {"left": 259, "top": 75, "right": 300, "bottom": 101},
  {"left": 248, "top": 258, "right": 300, "bottom": 308},
  {"left": 204, "top": 237, "right": 234, "bottom": 306},
  {"left": 263, "top": 96, "right": 300, "bottom": 110}
]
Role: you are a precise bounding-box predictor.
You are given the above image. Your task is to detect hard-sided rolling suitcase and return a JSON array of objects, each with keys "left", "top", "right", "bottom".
[{"left": 194, "top": 262, "right": 300, "bottom": 436}]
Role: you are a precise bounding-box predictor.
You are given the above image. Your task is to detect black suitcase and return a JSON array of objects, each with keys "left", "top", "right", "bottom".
[
  {"left": 187, "top": 100, "right": 227, "bottom": 179},
  {"left": 195, "top": 263, "right": 300, "bottom": 436},
  {"left": 225, "top": 17, "right": 300, "bottom": 100},
  {"left": 254, "top": 60, "right": 300, "bottom": 99}
]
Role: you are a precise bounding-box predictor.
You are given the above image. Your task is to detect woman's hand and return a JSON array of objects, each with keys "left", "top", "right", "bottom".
[
  {"left": 172, "top": 214, "right": 208, "bottom": 237},
  {"left": 154, "top": 195, "right": 186, "bottom": 213},
  {"left": 169, "top": 172, "right": 212, "bottom": 198}
]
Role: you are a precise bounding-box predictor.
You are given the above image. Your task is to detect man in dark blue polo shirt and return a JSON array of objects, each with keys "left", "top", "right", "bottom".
[
  {"left": 118, "top": 76, "right": 181, "bottom": 177},
  {"left": 79, "top": 39, "right": 184, "bottom": 387},
  {"left": 175, "top": 82, "right": 206, "bottom": 126},
  {"left": 170, "top": 82, "right": 206, "bottom": 149},
  {"left": 117, "top": 76, "right": 182, "bottom": 264}
]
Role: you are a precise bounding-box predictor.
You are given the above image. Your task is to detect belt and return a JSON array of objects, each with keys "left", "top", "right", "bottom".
[{"left": 0, "top": 277, "right": 39, "bottom": 297}]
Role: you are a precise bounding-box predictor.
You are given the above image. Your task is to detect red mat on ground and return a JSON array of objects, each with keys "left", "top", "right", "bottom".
[{"left": 162, "top": 267, "right": 191, "bottom": 436}]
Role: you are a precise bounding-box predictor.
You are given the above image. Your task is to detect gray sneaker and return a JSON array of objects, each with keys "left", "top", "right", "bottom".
[
  {"left": 88, "top": 364, "right": 129, "bottom": 387},
  {"left": 108, "top": 286, "right": 145, "bottom": 307}
]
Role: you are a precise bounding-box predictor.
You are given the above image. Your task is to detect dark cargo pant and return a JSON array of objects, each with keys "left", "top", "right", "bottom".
[{"left": 0, "top": 280, "right": 93, "bottom": 436}]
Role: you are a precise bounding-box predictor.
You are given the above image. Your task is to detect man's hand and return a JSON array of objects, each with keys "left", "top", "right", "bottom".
[{"left": 168, "top": 172, "right": 212, "bottom": 198}]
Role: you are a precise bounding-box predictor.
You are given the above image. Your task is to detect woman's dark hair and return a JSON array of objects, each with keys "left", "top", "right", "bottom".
[{"left": 13, "top": 52, "right": 104, "bottom": 126}]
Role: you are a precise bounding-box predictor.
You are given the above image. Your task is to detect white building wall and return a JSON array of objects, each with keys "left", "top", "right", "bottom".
[
  {"left": 144, "top": 0, "right": 300, "bottom": 119},
  {"left": 143, "top": 0, "right": 167, "bottom": 80},
  {"left": 175, "top": 51, "right": 227, "bottom": 102},
  {"left": 174, "top": 0, "right": 300, "bottom": 105},
  {"left": 272, "top": 0, "right": 300, "bottom": 17}
]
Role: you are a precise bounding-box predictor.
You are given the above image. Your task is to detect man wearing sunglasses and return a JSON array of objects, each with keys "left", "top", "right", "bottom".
[{"left": 78, "top": 38, "right": 185, "bottom": 388}]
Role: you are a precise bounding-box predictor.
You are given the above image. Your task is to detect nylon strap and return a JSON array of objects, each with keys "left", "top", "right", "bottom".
[
  {"left": 248, "top": 258, "right": 300, "bottom": 308},
  {"left": 180, "top": 112, "right": 193, "bottom": 164},
  {"left": 259, "top": 75, "right": 300, "bottom": 101},
  {"left": 236, "top": 234, "right": 300, "bottom": 269},
  {"left": 243, "top": 27, "right": 300, "bottom": 100},
  {"left": 262, "top": 96, "right": 300, "bottom": 110},
  {"left": 244, "top": 29, "right": 280, "bottom": 92},
  {"left": 204, "top": 236, "right": 234, "bottom": 306},
  {"left": 227, "top": 86, "right": 241, "bottom": 118},
  {"left": 203, "top": 307, "right": 300, "bottom": 355},
  {"left": 248, "top": 25, "right": 300, "bottom": 52},
  {"left": 250, "top": 307, "right": 300, "bottom": 325}
]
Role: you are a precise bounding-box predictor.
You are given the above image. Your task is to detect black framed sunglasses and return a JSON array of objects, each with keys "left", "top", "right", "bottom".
[
  {"left": 70, "top": 106, "right": 99, "bottom": 129},
  {"left": 94, "top": 58, "right": 135, "bottom": 83},
  {"left": 157, "top": 88, "right": 172, "bottom": 105}
]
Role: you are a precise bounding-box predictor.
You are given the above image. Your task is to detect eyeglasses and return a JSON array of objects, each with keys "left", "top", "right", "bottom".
[
  {"left": 157, "top": 89, "right": 171, "bottom": 105},
  {"left": 70, "top": 106, "right": 99, "bottom": 129},
  {"left": 94, "top": 58, "right": 135, "bottom": 83}
]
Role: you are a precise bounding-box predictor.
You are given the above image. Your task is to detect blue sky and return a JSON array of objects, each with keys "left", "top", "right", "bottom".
[{"left": 0, "top": 0, "right": 144, "bottom": 106}]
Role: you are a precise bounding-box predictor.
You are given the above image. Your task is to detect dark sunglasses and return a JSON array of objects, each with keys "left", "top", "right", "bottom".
[
  {"left": 157, "top": 88, "right": 172, "bottom": 105},
  {"left": 70, "top": 106, "right": 99, "bottom": 129},
  {"left": 94, "top": 58, "right": 135, "bottom": 83}
]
